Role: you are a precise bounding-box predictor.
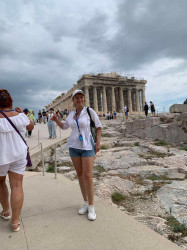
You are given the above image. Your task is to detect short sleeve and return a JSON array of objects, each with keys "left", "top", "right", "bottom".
[
  {"left": 89, "top": 108, "right": 102, "bottom": 129},
  {"left": 63, "top": 119, "right": 69, "bottom": 130}
]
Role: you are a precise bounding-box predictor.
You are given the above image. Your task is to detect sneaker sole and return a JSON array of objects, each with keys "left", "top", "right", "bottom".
[
  {"left": 88, "top": 215, "right": 96, "bottom": 221},
  {"left": 79, "top": 210, "right": 88, "bottom": 215}
]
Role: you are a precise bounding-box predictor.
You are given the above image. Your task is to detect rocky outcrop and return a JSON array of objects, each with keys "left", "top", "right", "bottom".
[
  {"left": 170, "top": 104, "right": 187, "bottom": 113},
  {"left": 157, "top": 181, "right": 187, "bottom": 226},
  {"left": 125, "top": 114, "right": 187, "bottom": 143}
]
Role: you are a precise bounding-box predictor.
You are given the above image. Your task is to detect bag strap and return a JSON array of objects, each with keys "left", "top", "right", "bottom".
[
  {"left": 87, "top": 107, "right": 95, "bottom": 127},
  {"left": 0, "top": 111, "right": 28, "bottom": 148}
]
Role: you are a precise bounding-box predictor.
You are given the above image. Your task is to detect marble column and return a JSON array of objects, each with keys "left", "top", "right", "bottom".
[
  {"left": 136, "top": 89, "right": 140, "bottom": 113},
  {"left": 111, "top": 86, "right": 116, "bottom": 111},
  {"left": 119, "top": 87, "right": 124, "bottom": 111},
  {"left": 93, "top": 86, "right": 98, "bottom": 113},
  {"left": 102, "top": 86, "right": 107, "bottom": 114},
  {"left": 142, "top": 89, "right": 146, "bottom": 106},
  {"left": 127, "top": 88, "right": 132, "bottom": 113},
  {"left": 85, "top": 86, "right": 90, "bottom": 107}
]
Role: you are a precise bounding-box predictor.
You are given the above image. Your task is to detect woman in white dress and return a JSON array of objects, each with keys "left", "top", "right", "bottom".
[
  {"left": 51, "top": 89, "right": 102, "bottom": 221},
  {"left": 0, "top": 89, "right": 34, "bottom": 232}
]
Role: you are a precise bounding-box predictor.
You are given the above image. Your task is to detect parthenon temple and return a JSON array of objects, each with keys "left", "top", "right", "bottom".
[{"left": 45, "top": 72, "right": 147, "bottom": 114}]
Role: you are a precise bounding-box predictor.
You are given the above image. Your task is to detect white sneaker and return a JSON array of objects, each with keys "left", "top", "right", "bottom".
[
  {"left": 79, "top": 203, "right": 88, "bottom": 215},
  {"left": 88, "top": 206, "right": 96, "bottom": 221}
]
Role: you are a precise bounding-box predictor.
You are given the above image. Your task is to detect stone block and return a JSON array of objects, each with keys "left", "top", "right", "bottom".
[{"left": 170, "top": 104, "right": 187, "bottom": 113}]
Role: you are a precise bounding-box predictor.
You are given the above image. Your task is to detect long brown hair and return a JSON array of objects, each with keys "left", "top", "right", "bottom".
[{"left": 0, "top": 89, "right": 13, "bottom": 108}]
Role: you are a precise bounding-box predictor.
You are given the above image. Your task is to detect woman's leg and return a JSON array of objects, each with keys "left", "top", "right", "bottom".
[
  {"left": 82, "top": 156, "right": 95, "bottom": 205},
  {"left": 52, "top": 122, "right": 56, "bottom": 138},
  {"left": 48, "top": 121, "right": 52, "bottom": 138},
  {"left": 8, "top": 172, "right": 24, "bottom": 229},
  {"left": 0, "top": 176, "right": 10, "bottom": 215},
  {"left": 71, "top": 157, "right": 87, "bottom": 201}
]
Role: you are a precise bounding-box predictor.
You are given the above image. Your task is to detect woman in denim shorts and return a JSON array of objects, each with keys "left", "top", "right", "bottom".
[{"left": 51, "top": 89, "right": 102, "bottom": 221}]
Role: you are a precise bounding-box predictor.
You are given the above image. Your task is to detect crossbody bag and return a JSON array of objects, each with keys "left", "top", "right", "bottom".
[{"left": 87, "top": 107, "right": 97, "bottom": 143}]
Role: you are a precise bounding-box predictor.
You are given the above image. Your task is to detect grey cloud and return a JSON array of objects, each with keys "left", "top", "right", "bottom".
[
  {"left": 78, "top": 11, "right": 109, "bottom": 51},
  {"left": 77, "top": 0, "right": 187, "bottom": 71},
  {"left": 108, "top": 0, "right": 187, "bottom": 70}
]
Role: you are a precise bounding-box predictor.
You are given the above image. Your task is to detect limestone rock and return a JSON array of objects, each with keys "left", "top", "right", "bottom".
[
  {"left": 57, "top": 166, "right": 71, "bottom": 172},
  {"left": 125, "top": 116, "right": 187, "bottom": 143},
  {"left": 157, "top": 180, "right": 187, "bottom": 226},
  {"left": 64, "top": 171, "right": 77, "bottom": 181},
  {"left": 134, "top": 216, "right": 168, "bottom": 235}
]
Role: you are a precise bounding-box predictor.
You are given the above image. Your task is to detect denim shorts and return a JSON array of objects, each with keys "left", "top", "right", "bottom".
[{"left": 69, "top": 139, "right": 95, "bottom": 158}]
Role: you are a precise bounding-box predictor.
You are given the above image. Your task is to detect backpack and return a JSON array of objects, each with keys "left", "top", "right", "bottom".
[{"left": 87, "top": 107, "right": 97, "bottom": 143}]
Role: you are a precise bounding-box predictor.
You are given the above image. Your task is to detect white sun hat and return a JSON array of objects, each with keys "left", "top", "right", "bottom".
[{"left": 72, "top": 89, "right": 85, "bottom": 98}]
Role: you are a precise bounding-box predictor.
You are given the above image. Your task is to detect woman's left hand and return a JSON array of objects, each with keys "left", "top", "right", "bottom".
[
  {"left": 15, "top": 107, "right": 23, "bottom": 113},
  {"left": 95, "top": 142, "right": 100, "bottom": 154}
]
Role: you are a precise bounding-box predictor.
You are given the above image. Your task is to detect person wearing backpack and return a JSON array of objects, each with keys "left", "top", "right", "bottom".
[
  {"left": 144, "top": 102, "right": 149, "bottom": 117},
  {"left": 51, "top": 89, "right": 102, "bottom": 221}
]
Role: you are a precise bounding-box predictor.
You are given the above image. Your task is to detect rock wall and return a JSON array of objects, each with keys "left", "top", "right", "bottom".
[{"left": 125, "top": 113, "right": 187, "bottom": 143}]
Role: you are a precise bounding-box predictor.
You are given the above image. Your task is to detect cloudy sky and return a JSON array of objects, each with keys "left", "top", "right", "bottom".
[{"left": 0, "top": 0, "right": 187, "bottom": 114}]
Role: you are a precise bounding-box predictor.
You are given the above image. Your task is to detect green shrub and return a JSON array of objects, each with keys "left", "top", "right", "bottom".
[
  {"left": 166, "top": 216, "right": 187, "bottom": 236},
  {"left": 134, "top": 142, "right": 140, "bottom": 146},
  {"left": 101, "top": 144, "right": 109, "bottom": 150},
  {"left": 147, "top": 174, "right": 169, "bottom": 181},
  {"left": 178, "top": 147, "right": 187, "bottom": 151},
  {"left": 154, "top": 140, "right": 168, "bottom": 146},
  {"left": 112, "top": 192, "right": 127, "bottom": 203},
  {"left": 47, "top": 163, "right": 55, "bottom": 173},
  {"left": 101, "top": 133, "right": 112, "bottom": 137},
  {"left": 94, "top": 165, "right": 106, "bottom": 173}
]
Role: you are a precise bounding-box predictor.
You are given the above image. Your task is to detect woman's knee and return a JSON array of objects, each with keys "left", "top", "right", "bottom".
[
  {"left": 10, "top": 181, "right": 23, "bottom": 190},
  {"left": 83, "top": 172, "right": 92, "bottom": 181},
  {"left": 76, "top": 170, "right": 84, "bottom": 179}
]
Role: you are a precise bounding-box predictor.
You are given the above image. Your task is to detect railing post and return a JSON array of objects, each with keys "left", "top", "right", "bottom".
[
  {"left": 54, "top": 143, "right": 57, "bottom": 179},
  {"left": 41, "top": 143, "right": 45, "bottom": 176},
  {"left": 38, "top": 130, "right": 40, "bottom": 148},
  {"left": 60, "top": 127, "right": 61, "bottom": 139}
]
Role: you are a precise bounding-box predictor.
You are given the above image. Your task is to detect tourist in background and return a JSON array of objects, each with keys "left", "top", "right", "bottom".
[
  {"left": 38, "top": 110, "right": 42, "bottom": 123},
  {"left": 42, "top": 109, "right": 47, "bottom": 124},
  {"left": 144, "top": 102, "right": 149, "bottom": 117},
  {"left": 27, "top": 109, "right": 36, "bottom": 137},
  {"left": 150, "top": 101, "right": 155, "bottom": 116},
  {"left": 113, "top": 111, "right": 117, "bottom": 119},
  {"left": 0, "top": 89, "right": 34, "bottom": 232},
  {"left": 47, "top": 108, "right": 57, "bottom": 139},
  {"left": 51, "top": 89, "right": 102, "bottom": 221},
  {"left": 107, "top": 111, "right": 110, "bottom": 120},
  {"left": 124, "top": 105, "right": 129, "bottom": 120}
]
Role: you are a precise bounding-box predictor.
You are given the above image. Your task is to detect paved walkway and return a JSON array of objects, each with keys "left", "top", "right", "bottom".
[
  {"left": 0, "top": 123, "right": 181, "bottom": 250},
  {"left": 27, "top": 123, "right": 71, "bottom": 156}
]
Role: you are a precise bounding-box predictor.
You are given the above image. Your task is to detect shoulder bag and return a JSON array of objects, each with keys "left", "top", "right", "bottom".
[{"left": 87, "top": 107, "right": 97, "bottom": 143}]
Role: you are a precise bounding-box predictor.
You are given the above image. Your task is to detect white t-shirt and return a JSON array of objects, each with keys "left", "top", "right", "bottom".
[
  {"left": 63, "top": 107, "right": 102, "bottom": 150},
  {"left": 0, "top": 113, "right": 30, "bottom": 165},
  {"left": 48, "top": 112, "right": 54, "bottom": 120}
]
